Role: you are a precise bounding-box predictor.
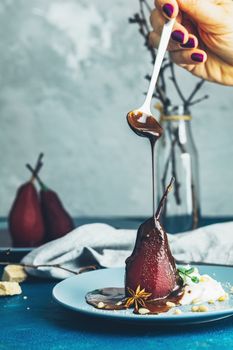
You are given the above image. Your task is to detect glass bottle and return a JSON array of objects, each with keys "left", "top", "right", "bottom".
[{"left": 156, "top": 105, "right": 200, "bottom": 233}]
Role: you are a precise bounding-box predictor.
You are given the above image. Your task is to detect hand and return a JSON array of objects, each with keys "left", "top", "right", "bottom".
[{"left": 149, "top": 0, "right": 233, "bottom": 85}]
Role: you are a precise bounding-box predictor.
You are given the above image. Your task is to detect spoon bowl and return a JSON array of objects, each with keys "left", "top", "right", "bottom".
[{"left": 127, "top": 110, "right": 163, "bottom": 140}]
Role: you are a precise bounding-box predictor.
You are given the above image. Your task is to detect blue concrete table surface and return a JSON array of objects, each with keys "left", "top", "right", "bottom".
[{"left": 0, "top": 217, "right": 233, "bottom": 350}]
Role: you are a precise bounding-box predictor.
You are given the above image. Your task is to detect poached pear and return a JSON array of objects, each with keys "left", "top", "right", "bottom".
[{"left": 125, "top": 178, "right": 180, "bottom": 299}]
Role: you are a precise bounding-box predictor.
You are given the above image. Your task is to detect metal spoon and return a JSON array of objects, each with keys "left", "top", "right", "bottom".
[{"left": 127, "top": 18, "right": 175, "bottom": 137}]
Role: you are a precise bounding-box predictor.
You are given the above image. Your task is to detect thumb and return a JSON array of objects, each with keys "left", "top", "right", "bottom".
[{"left": 177, "top": 0, "right": 227, "bottom": 25}]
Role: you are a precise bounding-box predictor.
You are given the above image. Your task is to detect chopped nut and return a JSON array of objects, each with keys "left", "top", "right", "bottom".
[
  {"left": 192, "top": 298, "right": 201, "bottom": 304},
  {"left": 200, "top": 276, "right": 209, "bottom": 283},
  {"left": 198, "top": 305, "right": 209, "bottom": 312},
  {"left": 191, "top": 306, "right": 199, "bottom": 312},
  {"left": 166, "top": 301, "right": 176, "bottom": 308},
  {"left": 138, "top": 308, "right": 150, "bottom": 315},
  {"left": 192, "top": 304, "right": 209, "bottom": 312},
  {"left": 208, "top": 300, "right": 215, "bottom": 304},
  {"left": 97, "top": 302, "right": 105, "bottom": 309},
  {"left": 218, "top": 294, "right": 228, "bottom": 302},
  {"left": 115, "top": 301, "right": 122, "bottom": 306},
  {"left": 173, "top": 308, "right": 182, "bottom": 315}
]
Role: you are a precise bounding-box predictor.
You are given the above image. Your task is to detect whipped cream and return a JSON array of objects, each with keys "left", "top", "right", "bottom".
[{"left": 179, "top": 266, "right": 226, "bottom": 306}]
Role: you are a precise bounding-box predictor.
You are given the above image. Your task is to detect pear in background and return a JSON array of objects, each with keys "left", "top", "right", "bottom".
[
  {"left": 9, "top": 155, "right": 45, "bottom": 247},
  {"left": 27, "top": 164, "right": 74, "bottom": 241}
]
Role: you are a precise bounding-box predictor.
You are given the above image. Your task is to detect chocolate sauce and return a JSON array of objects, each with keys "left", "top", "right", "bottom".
[
  {"left": 137, "top": 286, "right": 184, "bottom": 314},
  {"left": 126, "top": 110, "right": 163, "bottom": 140},
  {"left": 127, "top": 110, "right": 163, "bottom": 214},
  {"left": 86, "top": 288, "right": 126, "bottom": 310},
  {"left": 86, "top": 286, "right": 184, "bottom": 314}
]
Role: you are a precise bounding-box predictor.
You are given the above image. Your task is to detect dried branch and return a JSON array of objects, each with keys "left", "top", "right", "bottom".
[
  {"left": 170, "top": 63, "right": 186, "bottom": 104},
  {"left": 185, "top": 79, "right": 205, "bottom": 107},
  {"left": 0, "top": 261, "right": 97, "bottom": 275},
  {"left": 189, "top": 95, "right": 209, "bottom": 106}
]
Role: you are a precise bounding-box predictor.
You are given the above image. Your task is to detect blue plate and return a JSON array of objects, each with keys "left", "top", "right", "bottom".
[{"left": 53, "top": 265, "right": 233, "bottom": 324}]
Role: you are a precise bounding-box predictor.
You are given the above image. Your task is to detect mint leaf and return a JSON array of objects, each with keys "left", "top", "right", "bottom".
[
  {"left": 191, "top": 276, "right": 199, "bottom": 283},
  {"left": 178, "top": 267, "right": 186, "bottom": 274}
]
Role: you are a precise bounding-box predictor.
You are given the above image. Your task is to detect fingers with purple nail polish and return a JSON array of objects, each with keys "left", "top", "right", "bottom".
[
  {"left": 170, "top": 49, "right": 207, "bottom": 66},
  {"left": 181, "top": 37, "right": 196, "bottom": 49},
  {"left": 191, "top": 53, "right": 204, "bottom": 62},
  {"left": 162, "top": 3, "right": 174, "bottom": 18},
  {"left": 171, "top": 30, "right": 185, "bottom": 44}
]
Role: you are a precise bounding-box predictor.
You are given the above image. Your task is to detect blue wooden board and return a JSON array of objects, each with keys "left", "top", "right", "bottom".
[
  {"left": 1, "top": 218, "right": 233, "bottom": 349},
  {"left": 1, "top": 274, "right": 233, "bottom": 350}
]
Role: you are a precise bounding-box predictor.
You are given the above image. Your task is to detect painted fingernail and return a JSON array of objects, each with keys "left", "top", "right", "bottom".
[
  {"left": 171, "top": 30, "right": 185, "bottom": 43},
  {"left": 191, "top": 53, "right": 204, "bottom": 62},
  {"left": 162, "top": 3, "right": 174, "bottom": 18},
  {"left": 181, "top": 37, "right": 195, "bottom": 49}
]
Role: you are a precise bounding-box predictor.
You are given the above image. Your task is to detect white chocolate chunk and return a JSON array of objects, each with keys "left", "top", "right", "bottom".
[
  {"left": 2, "top": 265, "right": 27, "bottom": 283},
  {"left": 0, "top": 282, "right": 22, "bottom": 296}
]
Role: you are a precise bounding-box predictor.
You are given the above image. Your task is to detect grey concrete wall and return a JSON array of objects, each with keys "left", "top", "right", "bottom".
[{"left": 0, "top": 0, "right": 232, "bottom": 218}]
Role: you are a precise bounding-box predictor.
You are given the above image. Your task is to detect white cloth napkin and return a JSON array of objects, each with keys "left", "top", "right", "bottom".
[{"left": 22, "top": 222, "right": 233, "bottom": 279}]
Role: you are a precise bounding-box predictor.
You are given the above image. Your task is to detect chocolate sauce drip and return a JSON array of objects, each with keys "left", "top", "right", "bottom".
[
  {"left": 85, "top": 111, "right": 182, "bottom": 316},
  {"left": 127, "top": 110, "right": 163, "bottom": 215}
]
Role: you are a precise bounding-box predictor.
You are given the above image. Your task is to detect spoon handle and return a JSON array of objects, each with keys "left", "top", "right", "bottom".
[
  {"left": 176, "top": 260, "right": 233, "bottom": 268},
  {"left": 142, "top": 18, "right": 175, "bottom": 114}
]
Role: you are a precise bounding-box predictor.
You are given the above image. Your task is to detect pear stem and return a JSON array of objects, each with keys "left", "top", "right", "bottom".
[
  {"left": 26, "top": 164, "right": 48, "bottom": 191},
  {"left": 155, "top": 176, "right": 175, "bottom": 221},
  {"left": 29, "top": 153, "right": 44, "bottom": 183}
]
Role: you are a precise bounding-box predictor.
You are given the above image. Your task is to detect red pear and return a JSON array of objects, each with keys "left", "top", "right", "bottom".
[
  {"left": 40, "top": 188, "right": 74, "bottom": 241},
  {"left": 26, "top": 164, "right": 74, "bottom": 241},
  {"left": 9, "top": 154, "right": 45, "bottom": 247},
  {"left": 125, "top": 178, "right": 180, "bottom": 299},
  {"left": 9, "top": 181, "right": 45, "bottom": 247}
]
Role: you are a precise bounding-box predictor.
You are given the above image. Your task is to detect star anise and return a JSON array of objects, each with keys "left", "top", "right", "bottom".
[{"left": 124, "top": 285, "right": 152, "bottom": 311}]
